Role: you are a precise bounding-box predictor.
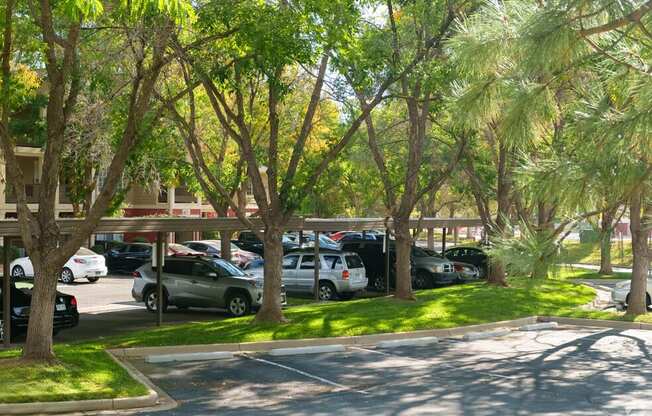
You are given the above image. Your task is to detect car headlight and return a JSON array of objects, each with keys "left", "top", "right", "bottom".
[{"left": 430, "top": 264, "right": 443, "bottom": 273}]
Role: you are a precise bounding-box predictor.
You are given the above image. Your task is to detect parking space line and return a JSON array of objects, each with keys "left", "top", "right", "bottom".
[
  {"left": 350, "top": 346, "right": 518, "bottom": 381},
  {"left": 241, "top": 354, "right": 369, "bottom": 395}
]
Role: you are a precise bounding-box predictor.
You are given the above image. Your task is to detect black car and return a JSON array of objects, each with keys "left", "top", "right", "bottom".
[
  {"left": 232, "top": 231, "right": 299, "bottom": 257},
  {"left": 339, "top": 232, "right": 382, "bottom": 242},
  {"left": 340, "top": 240, "right": 459, "bottom": 291},
  {"left": 444, "top": 246, "right": 488, "bottom": 277},
  {"left": 105, "top": 242, "right": 152, "bottom": 273},
  {"left": 1, "top": 279, "right": 79, "bottom": 342}
]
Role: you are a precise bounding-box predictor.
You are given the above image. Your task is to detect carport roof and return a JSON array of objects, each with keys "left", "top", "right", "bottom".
[{"left": 0, "top": 217, "right": 483, "bottom": 236}]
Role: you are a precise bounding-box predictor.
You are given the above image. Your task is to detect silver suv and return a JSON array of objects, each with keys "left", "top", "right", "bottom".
[
  {"left": 131, "top": 256, "right": 286, "bottom": 317},
  {"left": 281, "top": 249, "right": 367, "bottom": 301}
]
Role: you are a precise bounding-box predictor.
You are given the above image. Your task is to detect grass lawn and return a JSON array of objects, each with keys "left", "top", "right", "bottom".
[
  {"left": 559, "top": 240, "right": 642, "bottom": 268},
  {"left": 550, "top": 266, "right": 631, "bottom": 280},
  {"left": 94, "top": 277, "right": 599, "bottom": 348},
  {"left": 0, "top": 344, "right": 148, "bottom": 404}
]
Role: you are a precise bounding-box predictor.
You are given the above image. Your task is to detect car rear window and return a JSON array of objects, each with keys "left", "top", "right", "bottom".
[
  {"left": 345, "top": 255, "right": 364, "bottom": 269},
  {"left": 76, "top": 247, "right": 96, "bottom": 256}
]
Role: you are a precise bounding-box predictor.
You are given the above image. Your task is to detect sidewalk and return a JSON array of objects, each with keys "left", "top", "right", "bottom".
[{"left": 567, "top": 263, "right": 633, "bottom": 273}]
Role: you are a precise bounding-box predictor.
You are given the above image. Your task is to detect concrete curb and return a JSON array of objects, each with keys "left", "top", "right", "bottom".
[
  {"left": 463, "top": 328, "right": 511, "bottom": 341},
  {"left": 146, "top": 351, "right": 234, "bottom": 363},
  {"left": 269, "top": 344, "right": 346, "bottom": 356},
  {"left": 520, "top": 322, "right": 558, "bottom": 331},
  {"left": 0, "top": 351, "right": 159, "bottom": 415},
  {"left": 537, "top": 316, "right": 652, "bottom": 331},
  {"left": 377, "top": 336, "right": 439, "bottom": 348},
  {"left": 109, "top": 316, "right": 538, "bottom": 358}
]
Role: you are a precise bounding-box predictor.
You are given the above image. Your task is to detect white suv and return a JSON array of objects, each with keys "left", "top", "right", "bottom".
[{"left": 280, "top": 249, "right": 367, "bottom": 301}]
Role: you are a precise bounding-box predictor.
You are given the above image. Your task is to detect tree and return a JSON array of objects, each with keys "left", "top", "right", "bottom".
[
  {"left": 172, "top": 0, "right": 445, "bottom": 321},
  {"left": 449, "top": 0, "right": 651, "bottom": 308},
  {"left": 0, "top": 0, "right": 193, "bottom": 360},
  {"left": 343, "top": 0, "right": 471, "bottom": 298}
]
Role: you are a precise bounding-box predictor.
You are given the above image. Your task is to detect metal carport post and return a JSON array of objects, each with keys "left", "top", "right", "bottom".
[
  {"left": 2, "top": 237, "right": 11, "bottom": 348},
  {"left": 156, "top": 232, "right": 165, "bottom": 326}
]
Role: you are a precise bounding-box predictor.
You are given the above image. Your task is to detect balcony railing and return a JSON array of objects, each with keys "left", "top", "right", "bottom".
[
  {"left": 175, "top": 187, "right": 198, "bottom": 204},
  {"left": 6, "top": 184, "right": 41, "bottom": 204}
]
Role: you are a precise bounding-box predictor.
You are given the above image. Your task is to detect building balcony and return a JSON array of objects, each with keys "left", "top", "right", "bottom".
[{"left": 6, "top": 184, "right": 41, "bottom": 204}]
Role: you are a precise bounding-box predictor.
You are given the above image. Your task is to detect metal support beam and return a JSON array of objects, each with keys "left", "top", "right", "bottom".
[
  {"left": 442, "top": 227, "right": 447, "bottom": 253},
  {"left": 313, "top": 231, "right": 320, "bottom": 301},
  {"left": 2, "top": 237, "right": 10, "bottom": 347},
  {"left": 156, "top": 232, "right": 164, "bottom": 326},
  {"left": 427, "top": 228, "right": 434, "bottom": 250}
]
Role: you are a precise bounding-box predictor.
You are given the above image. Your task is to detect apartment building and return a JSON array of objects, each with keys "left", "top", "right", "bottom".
[{"left": 1, "top": 145, "right": 263, "bottom": 242}]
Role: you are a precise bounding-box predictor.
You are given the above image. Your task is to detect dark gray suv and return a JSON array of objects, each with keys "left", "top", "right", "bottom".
[{"left": 131, "top": 256, "right": 286, "bottom": 317}]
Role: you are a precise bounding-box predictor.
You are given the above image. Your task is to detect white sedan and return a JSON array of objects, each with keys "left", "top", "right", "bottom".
[
  {"left": 10, "top": 247, "right": 108, "bottom": 284},
  {"left": 611, "top": 275, "right": 652, "bottom": 309}
]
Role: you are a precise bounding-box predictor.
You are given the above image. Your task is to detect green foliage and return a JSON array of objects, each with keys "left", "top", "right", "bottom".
[{"left": 488, "top": 220, "right": 561, "bottom": 279}]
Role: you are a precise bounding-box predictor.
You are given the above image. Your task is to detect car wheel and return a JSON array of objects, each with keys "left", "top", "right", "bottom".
[
  {"left": 226, "top": 292, "right": 251, "bottom": 317},
  {"left": 372, "top": 276, "right": 386, "bottom": 292},
  {"left": 414, "top": 271, "right": 429, "bottom": 290},
  {"left": 338, "top": 292, "right": 355, "bottom": 301},
  {"left": 318, "top": 281, "right": 336, "bottom": 301},
  {"left": 144, "top": 288, "right": 168, "bottom": 313},
  {"left": 87, "top": 276, "right": 100, "bottom": 283},
  {"left": 11, "top": 266, "right": 25, "bottom": 279},
  {"left": 625, "top": 293, "right": 652, "bottom": 310},
  {"left": 60, "top": 268, "right": 75, "bottom": 284}
]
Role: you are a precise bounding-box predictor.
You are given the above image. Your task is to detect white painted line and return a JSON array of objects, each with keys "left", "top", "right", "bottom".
[
  {"left": 146, "top": 352, "right": 233, "bottom": 363},
  {"left": 268, "top": 344, "right": 346, "bottom": 356},
  {"left": 463, "top": 328, "right": 511, "bottom": 341},
  {"left": 520, "top": 322, "right": 558, "bottom": 331},
  {"left": 350, "top": 346, "right": 517, "bottom": 381},
  {"left": 377, "top": 337, "right": 439, "bottom": 348},
  {"left": 243, "top": 354, "right": 368, "bottom": 394}
]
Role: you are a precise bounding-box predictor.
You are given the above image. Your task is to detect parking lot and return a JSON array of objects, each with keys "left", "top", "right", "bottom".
[
  {"left": 133, "top": 326, "right": 652, "bottom": 416},
  {"left": 51, "top": 275, "right": 224, "bottom": 342}
]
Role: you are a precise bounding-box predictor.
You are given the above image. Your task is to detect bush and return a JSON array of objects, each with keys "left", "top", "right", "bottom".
[{"left": 131, "top": 237, "right": 150, "bottom": 243}]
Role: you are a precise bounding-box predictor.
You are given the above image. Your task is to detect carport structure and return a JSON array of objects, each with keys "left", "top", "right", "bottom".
[{"left": 0, "top": 216, "right": 482, "bottom": 348}]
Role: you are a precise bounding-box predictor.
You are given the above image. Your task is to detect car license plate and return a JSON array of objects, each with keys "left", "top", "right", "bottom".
[{"left": 55, "top": 304, "right": 66, "bottom": 311}]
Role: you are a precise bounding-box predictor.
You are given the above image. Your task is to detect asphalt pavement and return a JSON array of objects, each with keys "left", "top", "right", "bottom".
[{"left": 132, "top": 326, "right": 652, "bottom": 416}]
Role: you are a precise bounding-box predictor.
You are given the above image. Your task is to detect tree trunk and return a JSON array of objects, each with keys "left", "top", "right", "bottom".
[
  {"left": 598, "top": 209, "right": 614, "bottom": 275},
  {"left": 487, "top": 258, "right": 508, "bottom": 286},
  {"left": 220, "top": 231, "right": 232, "bottom": 262},
  {"left": 253, "top": 226, "right": 286, "bottom": 323},
  {"left": 394, "top": 216, "right": 415, "bottom": 300},
  {"left": 627, "top": 187, "right": 650, "bottom": 316},
  {"left": 22, "top": 254, "right": 66, "bottom": 361}
]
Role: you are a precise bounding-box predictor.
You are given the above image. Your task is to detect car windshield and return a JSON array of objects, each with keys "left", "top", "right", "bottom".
[
  {"left": 211, "top": 259, "right": 246, "bottom": 276},
  {"left": 320, "top": 235, "right": 337, "bottom": 245},
  {"left": 76, "top": 247, "right": 96, "bottom": 256},
  {"left": 412, "top": 247, "right": 432, "bottom": 257}
]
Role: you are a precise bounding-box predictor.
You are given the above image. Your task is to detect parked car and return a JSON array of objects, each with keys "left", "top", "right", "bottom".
[
  {"left": 444, "top": 246, "right": 488, "bottom": 277},
  {"left": 250, "top": 248, "right": 367, "bottom": 301},
  {"left": 181, "top": 240, "right": 261, "bottom": 267},
  {"left": 10, "top": 247, "right": 107, "bottom": 283},
  {"left": 611, "top": 274, "right": 652, "bottom": 310},
  {"left": 131, "top": 256, "right": 286, "bottom": 317},
  {"left": 422, "top": 248, "right": 480, "bottom": 282},
  {"left": 1, "top": 279, "right": 79, "bottom": 341},
  {"left": 232, "top": 231, "right": 299, "bottom": 257},
  {"left": 286, "top": 233, "right": 340, "bottom": 250},
  {"left": 338, "top": 232, "right": 382, "bottom": 242},
  {"left": 105, "top": 242, "right": 152, "bottom": 274},
  {"left": 167, "top": 243, "right": 204, "bottom": 257},
  {"left": 340, "top": 240, "right": 458, "bottom": 291}
]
